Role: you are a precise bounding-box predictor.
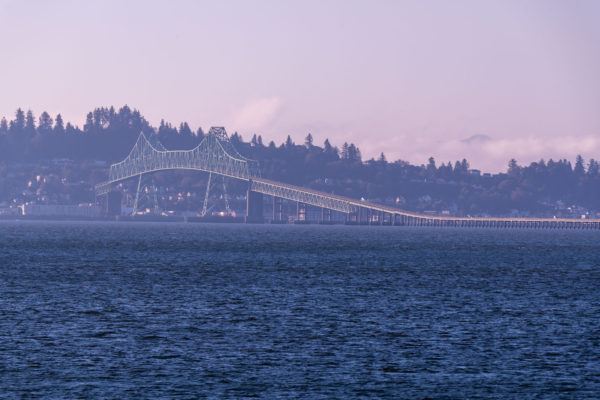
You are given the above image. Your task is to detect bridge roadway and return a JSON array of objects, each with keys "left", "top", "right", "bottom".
[{"left": 250, "top": 177, "right": 600, "bottom": 229}]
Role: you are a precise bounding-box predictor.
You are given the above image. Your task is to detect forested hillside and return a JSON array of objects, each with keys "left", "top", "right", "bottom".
[{"left": 1, "top": 106, "right": 599, "bottom": 217}]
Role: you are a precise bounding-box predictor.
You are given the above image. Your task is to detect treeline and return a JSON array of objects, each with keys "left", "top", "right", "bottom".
[
  {"left": 0, "top": 106, "right": 367, "bottom": 165},
  {"left": 0, "top": 106, "right": 152, "bottom": 161},
  {"left": 1, "top": 106, "right": 600, "bottom": 215}
]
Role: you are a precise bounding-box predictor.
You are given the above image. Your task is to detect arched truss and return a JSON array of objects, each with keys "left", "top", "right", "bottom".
[{"left": 95, "top": 127, "right": 260, "bottom": 195}]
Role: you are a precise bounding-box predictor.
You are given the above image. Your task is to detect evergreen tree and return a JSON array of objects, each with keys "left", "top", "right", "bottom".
[
  {"left": 257, "top": 135, "right": 264, "bottom": 146},
  {"left": 574, "top": 155, "right": 585, "bottom": 176},
  {"left": 25, "top": 110, "right": 36, "bottom": 137},
  {"left": 0, "top": 117, "right": 7, "bottom": 135},
  {"left": 588, "top": 159, "right": 599, "bottom": 176},
  {"left": 285, "top": 135, "right": 294, "bottom": 149},
  {"left": 65, "top": 122, "right": 77, "bottom": 135},
  {"left": 508, "top": 158, "right": 519, "bottom": 177},
  {"left": 230, "top": 132, "right": 242, "bottom": 148},
  {"left": 323, "top": 138, "right": 332, "bottom": 153},
  {"left": 158, "top": 119, "right": 167, "bottom": 134},
  {"left": 305, "top": 133, "right": 313, "bottom": 147},
  {"left": 453, "top": 160, "right": 461, "bottom": 173},
  {"left": 347, "top": 144, "right": 361, "bottom": 162},
  {"left": 341, "top": 142, "right": 349, "bottom": 159},
  {"left": 179, "top": 122, "right": 192, "bottom": 137},
  {"left": 460, "top": 158, "right": 469, "bottom": 171},
  {"left": 54, "top": 114, "right": 65, "bottom": 135},
  {"left": 83, "top": 112, "right": 94, "bottom": 133},
  {"left": 427, "top": 157, "right": 436, "bottom": 171},
  {"left": 38, "top": 111, "right": 53, "bottom": 134},
  {"left": 10, "top": 108, "right": 25, "bottom": 134}
]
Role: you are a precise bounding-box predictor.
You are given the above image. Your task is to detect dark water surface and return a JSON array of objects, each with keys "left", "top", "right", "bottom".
[{"left": 1, "top": 221, "right": 599, "bottom": 399}]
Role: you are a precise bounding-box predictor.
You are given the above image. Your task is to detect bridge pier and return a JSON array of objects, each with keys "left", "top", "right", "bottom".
[
  {"left": 271, "top": 197, "right": 284, "bottom": 223},
  {"left": 106, "top": 191, "right": 122, "bottom": 217},
  {"left": 319, "top": 207, "right": 333, "bottom": 224},
  {"left": 246, "top": 190, "right": 264, "bottom": 223},
  {"left": 295, "top": 202, "right": 308, "bottom": 223}
]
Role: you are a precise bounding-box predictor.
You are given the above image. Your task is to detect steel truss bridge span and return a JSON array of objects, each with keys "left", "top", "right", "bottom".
[
  {"left": 95, "top": 127, "right": 260, "bottom": 196},
  {"left": 95, "top": 128, "right": 600, "bottom": 229}
]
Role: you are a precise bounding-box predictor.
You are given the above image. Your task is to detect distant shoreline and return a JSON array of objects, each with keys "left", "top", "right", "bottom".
[{"left": 0, "top": 215, "right": 244, "bottom": 224}]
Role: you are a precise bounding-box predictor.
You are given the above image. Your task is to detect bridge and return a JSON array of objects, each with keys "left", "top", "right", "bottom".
[{"left": 95, "top": 128, "right": 600, "bottom": 229}]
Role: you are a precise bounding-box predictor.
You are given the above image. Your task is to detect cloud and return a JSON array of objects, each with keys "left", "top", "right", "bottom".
[
  {"left": 461, "top": 134, "right": 492, "bottom": 144},
  {"left": 356, "top": 133, "right": 600, "bottom": 173},
  {"left": 229, "top": 97, "right": 281, "bottom": 134},
  {"left": 441, "top": 135, "right": 600, "bottom": 172}
]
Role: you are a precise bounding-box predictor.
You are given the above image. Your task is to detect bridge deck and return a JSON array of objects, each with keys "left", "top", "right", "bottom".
[{"left": 251, "top": 177, "right": 600, "bottom": 228}]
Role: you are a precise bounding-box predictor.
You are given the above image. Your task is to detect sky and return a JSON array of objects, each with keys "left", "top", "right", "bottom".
[{"left": 0, "top": 0, "right": 599, "bottom": 172}]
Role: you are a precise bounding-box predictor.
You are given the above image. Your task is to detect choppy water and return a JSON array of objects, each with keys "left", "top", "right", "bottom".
[{"left": 0, "top": 221, "right": 599, "bottom": 399}]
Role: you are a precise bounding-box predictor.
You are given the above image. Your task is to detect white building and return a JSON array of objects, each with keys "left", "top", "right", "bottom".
[{"left": 20, "top": 204, "right": 102, "bottom": 218}]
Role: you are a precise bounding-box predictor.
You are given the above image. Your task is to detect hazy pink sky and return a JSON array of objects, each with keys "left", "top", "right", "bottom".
[{"left": 1, "top": 0, "right": 599, "bottom": 172}]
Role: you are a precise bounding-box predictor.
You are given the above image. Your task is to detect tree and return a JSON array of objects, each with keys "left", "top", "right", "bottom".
[
  {"left": 347, "top": 144, "right": 361, "bottom": 162},
  {"left": 305, "top": 133, "right": 313, "bottom": 147},
  {"left": 588, "top": 159, "right": 599, "bottom": 176},
  {"left": 460, "top": 158, "right": 469, "bottom": 171},
  {"left": 83, "top": 112, "right": 94, "bottom": 133},
  {"left": 341, "top": 142, "right": 349, "bottom": 159},
  {"left": 257, "top": 135, "right": 263, "bottom": 146},
  {"left": 323, "top": 138, "right": 333, "bottom": 153},
  {"left": 574, "top": 154, "right": 585, "bottom": 176},
  {"left": 285, "top": 135, "right": 294, "bottom": 149},
  {"left": 54, "top": 114, "right": 65, "bottom": 135},
  {"left": 25, "top": 110, "right": 36, "bottom": 137},
  {"left": 9, "top": 108, "right": 25, "bottom": 134},
  {"left": 355, "top": 146, "right": 362, "bottom": 162},
  {"left": 230, "top": 132, "right": 242, "bottom": 145},
  {"left": 379, "top": 152, "right": 387, "bottom": 164},
  {"left": 508, "top": 158, "right": 519, "bottom": 178},
  {"left": 179, "top": 122, "right": 192, "bottom": 137},
  {"left": 251, "top": 134, "right": 258, "bottom": 147},
  {"left": 65, "top": 122, "right": 77, "bottom": 135},
  {"left": 427, "top": 157, "right": 436, "bottom": 171},
  {"left": 426, "top": 156, "right": 436, "bottom": 178},
  {"left": 0, "top": 117, "right": 7, "bottom": 135},
  {"left": 38, "top": 111, "right": 53, "bottom": 134}
]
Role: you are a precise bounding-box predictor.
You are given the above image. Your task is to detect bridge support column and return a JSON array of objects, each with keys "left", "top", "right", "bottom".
[
  {"left": 132, "top": 173, "right": 160, "bottom": 216},
  {"left": 319, "top": 208, "right": 333, "bottom": 225},
  {"left": 201, "top": 172, "right": 212, "bottom": 217},
  {"left": 246, "top": 190, "right": 264, "bottom": 223},
  {"left": 271, "top": 197, "right": 284, "bottom": 223},
  {"left": 106, "top": 191, "right": 122, "bottom": 217},
  {"left": 295, "top": 203, "right": 307, "bottom": 223}
]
